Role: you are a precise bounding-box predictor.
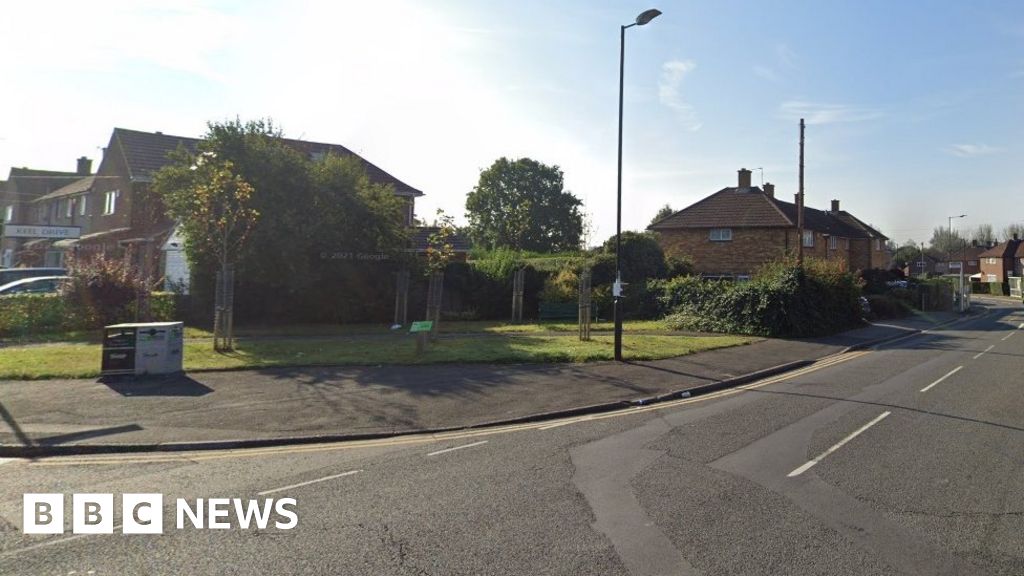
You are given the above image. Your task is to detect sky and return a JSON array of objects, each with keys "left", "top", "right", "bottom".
[{"left": 2, "top": 0, "right": 1023, "bottom": 247}]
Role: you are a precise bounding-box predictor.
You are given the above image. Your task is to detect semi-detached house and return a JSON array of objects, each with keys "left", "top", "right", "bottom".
[
  {"left": 10, "top": 127, "right": 432, "bottom": 287},
  {"left": 649, "top": 168, "right": 889, "bottom": 279}
]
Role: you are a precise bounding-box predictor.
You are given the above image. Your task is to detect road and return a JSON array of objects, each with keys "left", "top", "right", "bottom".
[{"left": 0, "top": 301, "right": 1021, "bottom": 575}]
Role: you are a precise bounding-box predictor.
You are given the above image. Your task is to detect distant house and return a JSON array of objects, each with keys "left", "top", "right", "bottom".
[
  {"left": 938, "top": 244, "right": 988, "bottom": 277},
  {"left": 978, "top": 236, "right": 1023, "bottom": 282},
  {"left": 902, "top": 251, "right": 941, "bottom": 277},
  {"left": 649, "top": 168, "right": 889, "bottom": 279},
  {"left": 0, "top": 159, "right": 92, "bottom": 268},
  {"left": 18, "top": 127, "right": 428, "bottom": 285}
]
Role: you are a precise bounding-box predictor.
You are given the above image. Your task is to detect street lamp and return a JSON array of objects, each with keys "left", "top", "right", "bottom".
[
  {"left": 947, "top": 214, "right": 965, "bottom": 273},
  {"left": 614, "top": 7, "right": 662, "bottom": 362}
]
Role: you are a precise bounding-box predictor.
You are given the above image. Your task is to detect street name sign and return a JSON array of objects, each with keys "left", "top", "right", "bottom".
[{"left": 3, "top": 225, "right": 81, "bottom": 239}]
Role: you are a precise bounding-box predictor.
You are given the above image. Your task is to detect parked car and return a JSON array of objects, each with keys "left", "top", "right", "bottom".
[
  {"left": 0, "top": 267, "right": 66, "bottom": 286},
  {"left": 0, "top": 276, "right": 70, "bottom": 296}
]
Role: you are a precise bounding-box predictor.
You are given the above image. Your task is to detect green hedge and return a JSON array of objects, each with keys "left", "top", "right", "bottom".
[
  {"left": 661, "top": 261, "right": 863, "bottom": 337},
  {"left": 0, "top": 292, "right": 183, "bottom": 337}
]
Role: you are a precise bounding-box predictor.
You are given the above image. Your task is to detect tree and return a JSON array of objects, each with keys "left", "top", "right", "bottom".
[
  {"left": 1001, "top": 223, "right": 1024, "bottom": 242},
  {"left": 154, "top": 118, "right": 409, "bottom": 326},
  {"left": 600, "top": 231, "right": 667, "bottom": 283},
  {"left": 465, "top": 157, "right": 583, "bottom": 253},
  {"left": 154, "top": 153, "right": 258, "bottom": 350},
  {"left": 650, "top": 204, "right": 674, "bottom": 227},
  {"left": 969, "top": 224, "right": 996, "bottom": 246},
  {"left": 929, "top": 226, "right": 965, "bottom": 254}
]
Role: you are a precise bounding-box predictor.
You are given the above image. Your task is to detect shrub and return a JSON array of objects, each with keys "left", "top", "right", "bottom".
[
  {"left": 63, "top": 254, "right": 147, "bottom": 327},
  {"left": 662, "top": 258, "right": 863, "bottom": 337},
  {"left": 865, "top": 294, "right": 911, "bottom": 319}
]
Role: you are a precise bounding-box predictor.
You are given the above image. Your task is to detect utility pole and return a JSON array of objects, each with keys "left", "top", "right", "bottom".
[{"left": 797, "top": 118, "right": 805, "bottom": 266}]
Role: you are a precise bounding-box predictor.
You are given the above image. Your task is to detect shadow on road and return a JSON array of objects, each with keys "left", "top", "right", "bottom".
[{"left": 99, "top": 374, "right": 214, "bottom": 397}]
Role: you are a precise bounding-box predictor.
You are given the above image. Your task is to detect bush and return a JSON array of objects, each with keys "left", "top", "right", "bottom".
[
  {"left": 865, "top": 294, "right": 911, "bottom": 319},
  {"left": 63, "top": 254, "right": 147, "bottom": 327},
  {"left": 0, "top": 291, "right": 185, "bottom": 337},
  {"left": 662, "top": 258, "right": 863, "bottom": 337}
]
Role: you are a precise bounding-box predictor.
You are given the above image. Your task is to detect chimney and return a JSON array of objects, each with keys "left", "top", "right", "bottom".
[
  {"left": 794, "top": 193, "right": 799, "bottom": 204},
  {"left": 763, "top": 182, "right": 775, "bottom": 197},
  {"left": 831, "top": 199, "right": 840, "bottom": 212},
  {"left": 737, "top": 168, "right": 752, "bottom": 188},
  {"left": 76, "top": 156, "right": 92, "bottom": 175}
]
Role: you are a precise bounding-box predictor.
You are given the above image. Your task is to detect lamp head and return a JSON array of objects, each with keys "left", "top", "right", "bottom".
[{"left": 635, "top": 9, "right": 662, "bottom": 25}]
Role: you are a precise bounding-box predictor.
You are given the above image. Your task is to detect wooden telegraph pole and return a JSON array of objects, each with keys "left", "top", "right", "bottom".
[{"left": 797, "top": 118, "right": 806, "bottom": 267}]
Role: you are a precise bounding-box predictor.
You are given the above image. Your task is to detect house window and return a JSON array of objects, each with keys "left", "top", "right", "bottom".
[
  {"left": 987, "top": 274, "right": 997, "bottom": 282},
  {"left": 65, "top": 198, "right": 74, "bottom": 218},
  {"left": 79, "top": 195, "right": 87, "bottom": 216},
  {"left": 104, "top": 191, "right": 118, "bottom": 215},
  {"left": 709, "top": 228, "right": 732, "bottom": 242},
  {"left": 1, "top": 249, "right": 11, "bottom": 268},
  {"left": 802, "top": 230, "right": 814, "bottom": 247},
  {"left": 828, "top": 236, "right": 838, "bottom": 250},
  {"left": 968, "top": 260, "right": 977, "bottom": 266},
  {"left": 987, "top": 258, "right": 997, "bottom": 265},
  {"left": 736, "top": 275, "right": 751, "bottom": 283},
  {"left": 949, "top": 261, "right": 961, "bottom": 270},
  {"left": 874, "top": 239, "right": 882, "bottom": 251},
  {"left": 2, "top": 205, "right": 11, "bottom": 223}
]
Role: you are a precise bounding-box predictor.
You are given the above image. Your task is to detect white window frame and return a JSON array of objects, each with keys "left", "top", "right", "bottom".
[
  {"left": 2, "top": 205, "right": 11, "bottom": 223},
  {"left": 802, "top": 230, "right": 814, "bottom": 247},
  {"left": 79, "top": 195, "right": 87, "bottom": 216},
  {"left": 65, "top": 198, "right": 74, "bottom": 218},
  {"left": 104, "top": 190, "right": 118, "bottom": 215},
  {"left": 709, "top": 228, "right": 733, "bottom": 242},
  {"left": 987, "top": 257, "right": 997, "bottom": 265},
  {"left": 828, "top": 236, "right": 838, "bottom": 250},
  {"left": 874, "top": 239, "right": 882, "bottom": 251}
]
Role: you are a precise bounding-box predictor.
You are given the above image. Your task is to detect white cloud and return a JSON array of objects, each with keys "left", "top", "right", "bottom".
[
  {"left": 779, "top": 101, "right": 883, "bottom": 124},
  {"left": 948, "top": 144, "right": 1000, "bottom": 158},
  {"left": 658, "top": 60, "right": 701, "bottom": 131}
]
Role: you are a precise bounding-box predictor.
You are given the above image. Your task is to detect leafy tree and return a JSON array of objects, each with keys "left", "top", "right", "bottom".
[
  {"left": 153, "top": 118, "right": 408, "bottom": 324},
  {"left": 425, "top": 209, "right": 457, "bottom": 276},
  {"left": 465, "top": 157, "right": 583, "bottom": 253},
  {"left": 650, "top": 204, "right": 674, "bottom": 227},
  {"left": 599, "top": 231, "right": 667, "bottom": 284}
]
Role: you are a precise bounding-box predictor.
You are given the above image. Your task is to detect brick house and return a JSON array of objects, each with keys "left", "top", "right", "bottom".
[
  {"left": 649, "top": 169, "right": 889, "bottom": 279},
  {"left": 0, "top": 160, "right": 92, "bottom": 268},
  {"left": 978, "top": 236, "right": 1023, "bottom": 282},
  {"left": 23, "top": 127, "right": 427, "bottom": 286},
  {"left": 902, "top": 251, "right": 941, "bottom": 277},
  {"left": 939, "top": 244, "right": 988, "bottom": 277}
]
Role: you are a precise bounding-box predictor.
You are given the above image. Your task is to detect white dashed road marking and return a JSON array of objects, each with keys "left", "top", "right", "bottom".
[
  {"left": 973, "top": 345, "right": 995, "bottom": 360},
  {"left": 788, "top": 411, "right": 891, "bottom": 478},
  {"left": 427, "top": 440, "right": 488, "bottom": 457},
  {"left": 920, "top": 366, "right": 963, "bottom": 393},
  {"left": 258, "top": 469, "right": 362, "bottom": 496}
]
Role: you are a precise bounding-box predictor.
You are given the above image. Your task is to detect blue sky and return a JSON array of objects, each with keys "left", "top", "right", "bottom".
[{"left": 2, "top": 0, "right": 1022, "bottom": 246}]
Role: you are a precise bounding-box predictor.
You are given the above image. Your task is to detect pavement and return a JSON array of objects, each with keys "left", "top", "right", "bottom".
[{"left": 0, "top": 310, "right": 968, "bottom": 454}]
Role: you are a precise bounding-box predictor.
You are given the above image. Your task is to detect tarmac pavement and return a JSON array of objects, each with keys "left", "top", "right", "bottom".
[{"left": 0, "top": 311, "right": 965, "bottom": 454}]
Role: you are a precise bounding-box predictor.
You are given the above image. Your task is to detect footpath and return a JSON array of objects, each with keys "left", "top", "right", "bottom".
[{"left": 0, "top": 311, "right": 968, "bottom": 456}]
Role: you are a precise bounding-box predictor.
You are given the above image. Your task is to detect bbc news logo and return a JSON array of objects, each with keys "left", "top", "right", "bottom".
[{"left": 23, "top": 494, "right": 298, "bottom": 534}]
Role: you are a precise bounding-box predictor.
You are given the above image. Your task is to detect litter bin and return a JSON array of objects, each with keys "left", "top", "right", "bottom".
[{"left": 101, "top": 322, "right": 184, "bottom": 376}]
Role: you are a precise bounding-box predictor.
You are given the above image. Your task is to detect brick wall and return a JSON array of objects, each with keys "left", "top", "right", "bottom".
[{"left": 657, "top": 227, "right": 794, "bottom": 276}]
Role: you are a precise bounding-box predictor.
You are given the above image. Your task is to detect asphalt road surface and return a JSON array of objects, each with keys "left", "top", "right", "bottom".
[{"left": 1, "top": 301, "right": 1021, "bottom": 575}]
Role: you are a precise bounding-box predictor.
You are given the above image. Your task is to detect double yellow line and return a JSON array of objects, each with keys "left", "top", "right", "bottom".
[{"left": 30, "top": 350, "right": 871, "bottom": 467}]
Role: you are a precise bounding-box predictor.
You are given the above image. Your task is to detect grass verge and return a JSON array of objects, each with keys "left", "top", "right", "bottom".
[{"left": 0, "top": 334, "right": 755, "bottom": 380}]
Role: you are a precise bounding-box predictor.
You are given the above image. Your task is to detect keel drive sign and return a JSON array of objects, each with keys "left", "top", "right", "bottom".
[{"left": 3, "top": 225, "right": 81, "bottom": 239}]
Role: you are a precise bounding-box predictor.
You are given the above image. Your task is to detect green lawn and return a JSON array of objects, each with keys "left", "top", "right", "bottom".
[
  {"left": 0, "top": 333, "right": 755, "bottom": 380},
  {"left": 5, "top": 319, "right": 673, "bottom": 344}
]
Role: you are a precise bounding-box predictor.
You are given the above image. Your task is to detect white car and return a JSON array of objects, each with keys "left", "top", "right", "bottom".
[{"left": 0, "top": 275, "right": 70, "bottom": 296}]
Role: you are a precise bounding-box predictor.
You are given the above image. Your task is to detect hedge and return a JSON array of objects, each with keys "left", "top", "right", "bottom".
[
  {"left": 661, "top": 261, "right": 863, "bottom": 337},
  {"left": 0, "top": 292, "right": 183, "bottom": 337}
]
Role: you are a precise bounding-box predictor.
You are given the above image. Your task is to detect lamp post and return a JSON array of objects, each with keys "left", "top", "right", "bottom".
[
  {"left": 614, "top": 7, "right": 661, "bottom": 362},
  {"left": 947, "top": 214, "right": 965, "bottom": 273}
]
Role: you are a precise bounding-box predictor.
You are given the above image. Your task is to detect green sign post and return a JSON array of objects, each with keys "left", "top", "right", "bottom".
[{"left": 410, "top": 321, "right": 433, "bottom": 355}]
